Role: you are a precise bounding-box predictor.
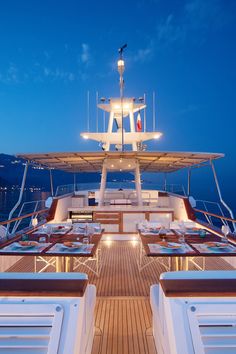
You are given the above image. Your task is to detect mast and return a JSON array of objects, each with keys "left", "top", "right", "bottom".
[
  {"left": 80, "top": 49, "right": 163, "bottom": 206},
  {"left": 117, "top": 44, "right": 127, "bottom": 151}
]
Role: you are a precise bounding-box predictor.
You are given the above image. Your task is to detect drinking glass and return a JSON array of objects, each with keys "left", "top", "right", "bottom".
[
  {"left": 159, "top": 227, "right": 167, "bottom": 241},
  {"left": 47, "top": 226, "right": 53, "bottom": 243},
  {"left": 83, "top": 223, "right": 89, "bottom": 244},
  {"left": 178, "top": 222, "right": 186, "bottom": 244},
  {"left": 87, "top": 225, "right": 94, "bottom": 243},
  {"left": 221, "top": 225, "right": 230, "bottom": 244}
]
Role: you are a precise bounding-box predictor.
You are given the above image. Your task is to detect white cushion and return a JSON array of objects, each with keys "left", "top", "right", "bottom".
[
  {"left": 0, "top": 272, "right": 88, "bottom": 280},
  {"left": 160, "top": 270, "right": 236, "bottom": 280}
]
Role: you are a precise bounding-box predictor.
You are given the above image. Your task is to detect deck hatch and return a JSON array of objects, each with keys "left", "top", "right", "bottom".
[
  {"left": 187, "top": 303, "right": 236, "bottom": 353},
  {"left": 0, "top": 303, "right": 63, "bottom": 354}
]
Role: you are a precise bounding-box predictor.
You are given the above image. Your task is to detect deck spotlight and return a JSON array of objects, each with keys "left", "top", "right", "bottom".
[
  {"left": 82, "top": 134, "right": 89, "bottom": 139},
  {"left": 154, "top": 133, "right": 161, "bottom": 139}
]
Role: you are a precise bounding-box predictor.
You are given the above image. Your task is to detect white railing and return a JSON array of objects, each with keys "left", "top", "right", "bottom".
[
  {"left": 9, "top": 200, "right": 47, "bottom": 235},
  {"left": 195, "top": 199, "right": 235, "bottom": 232},
  {"left": 55, "top": 182, "right": 186, "bottom": 197}
]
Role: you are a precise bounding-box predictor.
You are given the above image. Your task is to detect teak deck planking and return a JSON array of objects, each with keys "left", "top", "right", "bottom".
[{"left": 6, "top": 239, "right": 234, "bottom": 354}]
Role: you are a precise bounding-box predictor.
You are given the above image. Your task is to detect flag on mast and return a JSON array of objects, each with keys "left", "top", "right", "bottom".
[{"left": 136, "top": 112, "right": 142, "bottom": 132}]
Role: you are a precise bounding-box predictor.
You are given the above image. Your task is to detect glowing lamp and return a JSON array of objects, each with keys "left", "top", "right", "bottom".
[
  {"left": 117, "top": 59, "right": 125, "bottom": 75},
  {"left": 82, "top": 134, "right": 89, "bottom": 139},
  {"left": 154, "top": 133, "right": 161, "bottom": 139},
  {"left": 32, "top": 218, "right": 38, "bottom": 227}
]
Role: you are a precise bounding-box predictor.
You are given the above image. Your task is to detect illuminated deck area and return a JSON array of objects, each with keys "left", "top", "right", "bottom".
[{"left": 6, "top": 238, "right": 233, "bottom": 354}]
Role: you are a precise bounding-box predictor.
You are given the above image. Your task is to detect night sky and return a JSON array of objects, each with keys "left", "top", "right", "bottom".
[{"left": 0, "top": 0, "right": 236, "bottom": 207}]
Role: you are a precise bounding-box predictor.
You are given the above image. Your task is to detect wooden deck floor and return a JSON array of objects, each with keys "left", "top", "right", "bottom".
[{"left": 7, "top": 239, "right": 234, "bottom": 354}]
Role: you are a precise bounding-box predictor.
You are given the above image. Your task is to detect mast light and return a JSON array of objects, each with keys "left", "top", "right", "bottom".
[
  {"left": 117, "top": 59, "right": 125, "bottom": 75},
  {"left": 82, "top": 134, "right": 89, "bottom": 139}
]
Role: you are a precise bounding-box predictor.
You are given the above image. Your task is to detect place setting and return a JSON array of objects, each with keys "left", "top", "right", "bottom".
[
  {"left": 33, "top": 224, "right": 72, "bottom": 235},
  {"left": 46, "top": 241, "right": 94, "bottom": 255},
  {"left": 67, "top": 223, "right": 101, "bottom": 235},
  {"left": 148, "top": 241, "right": 196, "bottom": 255},
  {"left": 0, "top": 240, "right": 51, "bottom": 253},
  {"left": 191, "top": 226, "right": 236, "bottom": 253},
  {"left": 139, "top": 221, "right": 174, "bottom": 236}
]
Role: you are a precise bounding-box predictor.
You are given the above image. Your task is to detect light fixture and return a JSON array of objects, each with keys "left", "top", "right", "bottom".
[
  {"left": 32, "top": 218, "right": 38, "bottom": 227},
  {"left": 82, "top": 134, "right": 89, "bottom": 139},
  {"left": 119, "top": 158, "right": 122, "bottom": 163},
  {"left": 111, "top": 164, "right": 114, "bottom": 168},
  {"left": 154, "top": 133, "right": 161, "bottom": 139},
  {"left": 114, "top": 104, "right": 121, "bottom": 109},
  {"left": 117, "top": 59, "right": 125, "bottom": 75},
  {"left": 128, "top": 164, "right": 131, "bottom": 167}
]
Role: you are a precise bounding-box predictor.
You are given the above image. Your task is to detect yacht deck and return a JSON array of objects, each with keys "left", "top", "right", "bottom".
[{"left": 6, "top": 238, "right": 233, "bottom": 354}]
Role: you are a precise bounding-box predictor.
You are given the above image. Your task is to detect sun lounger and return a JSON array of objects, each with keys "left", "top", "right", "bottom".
[
  {"left": 150, "top": 270, "right": 236, "bottom": 354},
  {"left": 0, "top": 272, "right": 96, "bottom": 354}
]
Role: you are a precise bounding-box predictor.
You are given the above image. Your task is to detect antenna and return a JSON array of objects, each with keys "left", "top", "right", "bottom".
[{"left": 118, "top": 44, "right": 127, "bottom": 59}]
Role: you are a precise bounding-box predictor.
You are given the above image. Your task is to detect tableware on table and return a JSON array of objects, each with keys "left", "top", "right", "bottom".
[
  {"left": 221, "top": 225, "right": 230, "bottom": 244},
  {"left": 204, "top": 241, "right": 229, "bottom": 249},
  {"left": 178, "top": 222, "right": 186, "bottom": 244},
  {"left": 21, "top": 234, "right": 29, "bottom": 241},
  {"left": 17, "top": 241, "right": 39, "bottom": 248},
  {"left": 46, "top": 226, "right": 53, "bottom": 243},
  {"left": 158, "top": 241, "right": 182, "bottom": 250},
  {"left": 63, "top": 241, "right": 83, "bottom": 249},
  {"left": 39, "top": 236, "right": 46, "bottom": 243},
  {"left": 82, "top": 224, "right": 94, "bottom": 243},
  {"left": 159, "top": 227, "right": 167, "bottom": 241},
  {"left": 199, "top": 229, "right": 207, "bottom": 238}
]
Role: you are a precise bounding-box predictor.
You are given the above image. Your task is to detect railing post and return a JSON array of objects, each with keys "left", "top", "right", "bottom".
[
  {"left": 187, "top": 168, "right": 191, "bottom": 196},
  {"left": 49, "top": 169, "right": 54, "bottom": 197},
  {"left": 164, "top": 173, "right": 167, "bottom": 191},
  {"left": 210, "top": 160, "right": 236, "bottom": 233},
  {"left": 6, "top": 161, "right": 29, "bottom": 236}
]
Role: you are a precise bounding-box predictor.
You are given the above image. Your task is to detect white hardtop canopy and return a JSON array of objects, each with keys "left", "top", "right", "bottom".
[{"left": 17, "top": 151, "right": 224, "bottom": 173}]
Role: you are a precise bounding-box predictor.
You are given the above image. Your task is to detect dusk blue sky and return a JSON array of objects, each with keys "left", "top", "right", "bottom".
[{"left": 0, "top": 0, "right": 236, "bottom": 205}]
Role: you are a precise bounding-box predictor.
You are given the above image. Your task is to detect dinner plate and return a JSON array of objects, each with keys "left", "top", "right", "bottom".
[
  {"left": 159, "top": 242, "right": 182, "bottom": 250},
  {"left": 62, "top": 242, "right": 83, "bottom": 249},
  {"left": 15, "top": 242, "right": 38, "bottom": 249},
  {"left": 205, "top": 242, "right": 229, "bottom": 249}
]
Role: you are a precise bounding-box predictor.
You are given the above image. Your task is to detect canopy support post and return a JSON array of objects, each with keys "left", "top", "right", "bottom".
[
  {"left": 210, "top": 160, "right": 236, "bottom": 232},
  {"left": 135, "top": 161, "right": 142, "bottom": 206},
  {"left": 99, "top": 164, "right": 107, "bottom": 206},
  {"left": 6, "top": 161, "right": 29, "bottom": 236}
]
